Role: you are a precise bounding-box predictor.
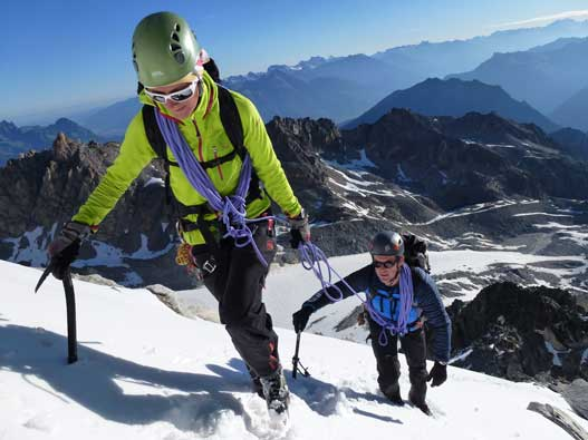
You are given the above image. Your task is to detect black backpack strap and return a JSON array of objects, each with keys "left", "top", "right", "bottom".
[
  {"left": 142, "top": 105, "right": 167, "bottom": 160},
  {"left": 199, "top": 150, "right": 238, "bottom": 169},
  {"left": 142, "top": 105, "right": 174, "bottom": 207},
  {"left": 217, "top": 86, "right": 262, "bottom": 202},
  {"left": 217, "top": 86, "right": 244, "bottom": 156}
]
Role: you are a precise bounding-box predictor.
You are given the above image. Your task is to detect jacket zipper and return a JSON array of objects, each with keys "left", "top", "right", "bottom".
[
  {"left": 193, "top": 121, "right": 204, "bottom": 163},
  {"left": 213, "top": 147, "right": 224, "bottom": 180},
  {"left": 193, "top": 120, "right": 224, "bottom": 181}
]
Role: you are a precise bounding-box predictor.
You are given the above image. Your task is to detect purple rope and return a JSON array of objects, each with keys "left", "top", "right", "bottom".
[
  {"left": 298, "top": 242, "right": 414, "bottom": 345},
  {"left": 298, "top": 242, "right": 344, "bottom": 302},
  {"left": 154, "top": 109, "right": 413, "bottom": 342},
  {"left": 154, "top": 110, "right": 268, "bottom": 266},
  {"left": 397, "top": 264, "right": 415, "bottom": 334},
  {"left": 362, "top": 263, "right": 414, "bottom": 345}
]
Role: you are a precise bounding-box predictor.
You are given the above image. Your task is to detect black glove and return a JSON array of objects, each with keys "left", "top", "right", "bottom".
[
  {"left": 289, "top": 208, "right": 310, "bottom": 249},
  {"left": 47, "top": 221, "right": 91, "bottom": 280},
  {"left": 292, "top": 306, "right": 313, "bottom": 333},
  {"left": 426, "top": 362, "right": 447, "bottom": 387}
]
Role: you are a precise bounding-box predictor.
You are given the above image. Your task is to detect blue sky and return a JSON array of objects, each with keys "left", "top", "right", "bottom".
[{"left": 2, "top": 0, "right": 588, "bottom": 122}]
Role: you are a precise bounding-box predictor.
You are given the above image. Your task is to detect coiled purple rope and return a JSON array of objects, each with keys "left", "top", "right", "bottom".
[
  {"left": 363, "top": 263, "right": 414, "bottom": 345},
  {"left": 154, "top": 110, "right": 269, "bottom": 266},
  {"left": 298, "top": 242, "right": 414, "bottom": 345},
  {"left": 154, "top": 109, "right": 412, "bottom": 343}
]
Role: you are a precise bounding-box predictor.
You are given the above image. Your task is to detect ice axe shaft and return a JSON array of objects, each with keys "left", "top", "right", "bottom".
[
  {"left": 62, "top": 270, "right": 78, "bottom": 363},
  {"left": 292, "top": 331, "right": 310, "bottom": 379},
  {"left": 35, "top": 265, "right": 78, "bottom": 364}
]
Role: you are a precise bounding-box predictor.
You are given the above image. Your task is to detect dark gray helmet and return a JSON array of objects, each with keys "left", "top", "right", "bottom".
[{"left": 369, "top": 231, "right": 404, "bottom": 256}]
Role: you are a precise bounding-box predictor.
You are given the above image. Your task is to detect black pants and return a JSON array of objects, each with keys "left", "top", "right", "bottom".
[
  {"left": 193, "top": 221, "right": 279, "bottom": 378},
  {"left": 368, "top": 317, "right": 428, "bottom": 403}
]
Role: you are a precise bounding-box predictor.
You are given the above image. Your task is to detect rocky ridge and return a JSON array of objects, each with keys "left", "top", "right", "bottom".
[
  {"left": 1, "top": 111, "right": 587, "bottom": 292},
  {"left": 446, "top": 282, "right": 588, "bottom": 385}
]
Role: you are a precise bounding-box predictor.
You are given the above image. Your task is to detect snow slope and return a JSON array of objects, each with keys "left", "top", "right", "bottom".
[{"left": 1, "top": 260, "right": 587, "bottom": 440}]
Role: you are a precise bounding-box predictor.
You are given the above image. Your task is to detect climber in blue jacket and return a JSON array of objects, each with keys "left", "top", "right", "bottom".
[{"left": 293, "top": 231, "right": 451, "bottom": 414}]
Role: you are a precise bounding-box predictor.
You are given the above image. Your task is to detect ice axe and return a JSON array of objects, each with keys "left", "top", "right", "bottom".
[
  {"left": 291, "top": 331, "right": 310, "bottom": 379},
  {"left": 35, "top": 263, "right": 78, "bottom": 364}
]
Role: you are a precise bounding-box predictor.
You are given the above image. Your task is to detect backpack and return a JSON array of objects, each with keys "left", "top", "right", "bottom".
[
  {"left": 138, "top": 59, "right": 262, "bottom": 239},
  {"left": 402, "top": 233, "right": 431, "bottom": 273}
]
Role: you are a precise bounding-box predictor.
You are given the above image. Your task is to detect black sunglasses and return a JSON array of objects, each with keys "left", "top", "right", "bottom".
[{"left": 373, "top": 259, "right": 399, "bottom": 269}]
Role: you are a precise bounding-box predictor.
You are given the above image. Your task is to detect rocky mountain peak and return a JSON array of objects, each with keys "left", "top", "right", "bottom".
[
  {"left": 0, "top": 120, "right": 19, "bottom": 136},
  {"left": 343, "top": 109, "right": 588, "bottom": 208},
  {"left": 266, "top": 116, "right": 343, "bottom": 159},
  {"left": 346, "top": 76, "right": 559, "bottom": 133},
  {"left": 438, "top": 111, "right": 557, "bottom": 148},
  {"left": 52, "top": 132, "right": 79, "bottom": 162},
  {"left": 53, "top": 117, "right": 82, "bottom": 131},
  {"left": 379, "top": 107, "right": 438, "bottom": 131},
  {"left": 344, "top": 108, "right": 445, "bottom": 160}
]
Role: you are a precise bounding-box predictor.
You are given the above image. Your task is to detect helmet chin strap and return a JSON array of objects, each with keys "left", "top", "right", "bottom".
[{"left": 387, "top": 259, "right": 402, "bottom": 286}]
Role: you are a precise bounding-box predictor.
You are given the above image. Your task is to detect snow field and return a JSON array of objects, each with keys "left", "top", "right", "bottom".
[{"left": 1, "top": 261, "right": 587, "bottom": 439}]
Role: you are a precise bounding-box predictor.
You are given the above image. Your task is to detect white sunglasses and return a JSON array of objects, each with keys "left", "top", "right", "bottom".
[{"left": 145, "top": 78, "right": 200, "bottom": 104}]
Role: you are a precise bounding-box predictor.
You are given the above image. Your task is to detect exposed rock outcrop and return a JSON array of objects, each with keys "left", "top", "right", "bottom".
[{"left": 447, "top": 282, "right": 588, "bottom": 384}]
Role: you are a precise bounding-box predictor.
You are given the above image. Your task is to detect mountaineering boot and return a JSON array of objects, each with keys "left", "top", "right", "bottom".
[
  {"left": 260, "top": 367, "right": 290, "bottom": 415},
  {"left": 409, "top": 386, "right": 431, "bottom": 415},
  {"left": 246, "top": 365, "right": 265, "bottom": 399},
  {"left": 381, "top": 383, "right": 404, "bottom": 406},
  {"left": 251, "top": 375, "right": 264, "bottom": 399}
]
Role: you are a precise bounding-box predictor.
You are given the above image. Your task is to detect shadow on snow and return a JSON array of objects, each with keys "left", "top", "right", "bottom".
[{"left": 0, "top": 323, "right": 403, "bottom": 433}]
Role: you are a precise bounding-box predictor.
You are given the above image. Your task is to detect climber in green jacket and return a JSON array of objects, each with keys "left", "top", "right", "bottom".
[{"left": 47, "top": 11, "right": 309, "bottom": 418}]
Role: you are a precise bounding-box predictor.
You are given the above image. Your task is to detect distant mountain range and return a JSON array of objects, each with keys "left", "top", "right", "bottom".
[
  {"left": 0, "top": 118, "right": 104, "bottom": 165},
  {"left": 373, "top": 19, "right": 588, "bottom": 79},
  {"left": 550, "top": 85, "right": 588, "bottom": 131},
  {"left": 227, "top": 57, "right": 418, "bottom": 123},
  {"left": 225, "top": 20, "right": 588, "bottom": 124},
  {"left": 550, "top": 127, "right": 588, "bottom": 161},
  {"left": 344, "top": 78, "right": 558, "bottom": 132},
  {"left": 450, "top": 37, "right": 588, "bottom": 114},
  {"left": 76, "top": 98, "right": 137, "bottom": 141},
  {"left": 70, "top": 19, "right": 588, "bottom": 138}
]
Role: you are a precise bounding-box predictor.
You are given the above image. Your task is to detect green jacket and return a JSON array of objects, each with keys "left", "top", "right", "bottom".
[{"left": 73, "top": 71, "right": 302, "bottom": 245}]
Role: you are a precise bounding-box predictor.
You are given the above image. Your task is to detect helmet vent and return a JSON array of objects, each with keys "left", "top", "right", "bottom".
[
  {"left": 170, "top": 31, "right": 185, "bottom": 64},
  {"left": 173, "top": 51, "right": 186, "bottom": 64},
  {"left": 174, "top": 24, "right": 181, "bottom": 32}
]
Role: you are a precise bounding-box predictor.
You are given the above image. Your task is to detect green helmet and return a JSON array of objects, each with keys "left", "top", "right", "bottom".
[{"left": 132, "top": 12, "right": 201, "bottom": 88}]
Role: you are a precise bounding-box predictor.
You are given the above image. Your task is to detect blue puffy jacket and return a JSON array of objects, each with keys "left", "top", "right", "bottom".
[{"left": 302, "top": 264, "right": 452, "bottom": 363}]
